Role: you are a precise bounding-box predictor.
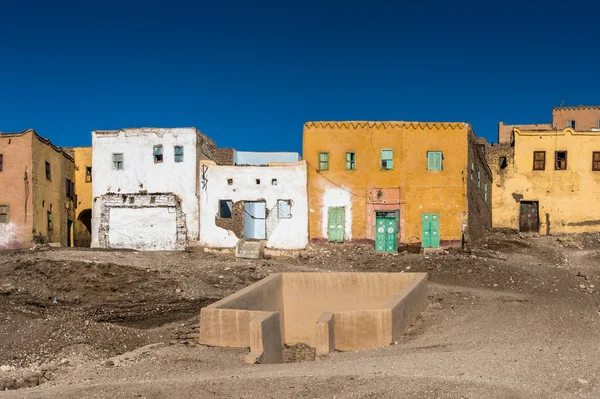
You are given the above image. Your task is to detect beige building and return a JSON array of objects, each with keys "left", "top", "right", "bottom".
[{"left": 490, "top": 106, "right": 600, "bottom": 234}]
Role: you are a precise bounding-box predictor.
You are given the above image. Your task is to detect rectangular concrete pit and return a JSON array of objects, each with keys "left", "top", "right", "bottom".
[{"left": 198, "top": 272, "right": 427, "bottom": 364}]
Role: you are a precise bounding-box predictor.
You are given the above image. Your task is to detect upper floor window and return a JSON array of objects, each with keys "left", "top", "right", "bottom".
[
  {"left": 318, "top": 152, "right": 329, "bottom": 171},
  {"left": 112, "top": 153, "right": 124, "bottom": 170},
  {"left": 380, "top": 149, "right": 394, "bottom": 170},
  {"left": 45, "top": 162, "right": 51, "bottom": 180},
  {"left": 85, "top": 166, "right": 92, "bottom": 183},
  {"left": 477, "top": 170, "right": 481, "bottom": 188},
  {"left": 153, "top": 145, "right": 163, "bottom": 163},
  {"left": 0, "top": 205, "right": 8, "bottom": 223},
  {"left": 277, "top": 199, "right": 292, "bottom": 218},
  {"left": 555, "top": 151, "right": 567, "bottom": 170},
  {"left": 567, "top": 120, "right": 576, "bottom": 129},
  {"left": 0, "top": 154, "right": 3, "bottom": 172},
  {"left": 174, "top": 146, "right": 184, "bottom": 163},
  {"left": 219, "top": 200, "right": 232, "bottom": 218},
  {"left": 65, "top": 178, "right": 75, "bottom": 199},
  {"left": 346, "top": 152, "right": 356, "bottom": 170},
  {"left": 427, "top": 151, "right": 443, "bottom": 170},
  {"left": 593, "top": 152, "right": 600, "bottom": 171},
  {"left": 533, "top": 151, "right": 546, "bottom": 170}
]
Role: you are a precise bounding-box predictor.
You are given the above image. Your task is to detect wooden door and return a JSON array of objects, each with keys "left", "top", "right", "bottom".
[
  {"left": 327, "top": 207, "right": 345, "bottom": 243},
  {"left": 422, "top": 213, "right": 440, "bottom": 248},
  {"left": 375, "top": 211, "right": 397, "bottom": 252},
  {"left": 519, "top": 201, "right": 539, "bottom": 233}
]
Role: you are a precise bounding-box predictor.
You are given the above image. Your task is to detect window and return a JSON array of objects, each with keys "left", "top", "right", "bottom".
[
  {"left": 567, "top": 120, "right": 576, "bottom": 129},
  {"left": 477, "top": 170, "right": 481, "bottom": 188},
  {"left": 174, "top": 146, "right": 184, "bottom": 163},
  {"left": 272, "top": 179, "right": 278, "bottom": 185},
  {"left": 112, "top": 153, "right": 124, "bottom": 170},
  {"left": 533, "top": 151, "right": 546, "bottom": 170},
  {"left": 499, "top": 156, "right": 508, "bottom": 169},
  {"left": 555, "top": 151, "right": 567, "bottom": 170},
  {"left": 318, "top": 152, "right": 329, "bottom": 171},
  {"left": 346, "top": 152, "right": 356, "bottom": 170},
  {"left": 65, "top": 178, "right": 74, "bottom": 198},
  {"left": 256, "top": 179, "right": 261, "bottom": 185},
  {"left": 593, "top": 152, "right": 600, "bottom": 171},
  {"left": 380, "top": 149, "right": 394, "bottom": 170},
  {"left": 427, "top": 151, "right": 443, "bottom": 170},
  {"left": 219, "top": 200, "right": 232, "bottom": 218},
  {"left": 0, "top": 154, "right": 3, "bottom": 172},
  {"left": 45, "top": 162, "right": 51, "bottom": 180},
  {"left": 128, "top": 196, "right": 134, "bottom": 204},
  {"left": 47, "top": 211, "right": 53, "bottom": 231},
  {"left": 227, "top": 178, "right": 233, "bottom": 185},
  {"left": 153, "top": 145, "right": 163, "bottom": 163},
  {"left": 0, "top": 205, "right": 8, "bottom": 223},
  {"left": 150, "top": 196, "right": 156, "bottom": 204},
  {"left": 484, "top": 183, "right": 488, "bottom": 201},
  {"left": 471, "top": 161, "right": 474, "bottom": 179},
  {"left": 85, "top": 166, "right": 92, "bottom": 182},
  {"left": 277, "top": 200, "right": 292, "bottom": 218}
]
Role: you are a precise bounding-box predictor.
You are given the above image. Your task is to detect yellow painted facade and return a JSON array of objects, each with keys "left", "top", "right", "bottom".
[
  {"left": 72, "top": 147, "right": 93, "bottom": 247},
  {"left": 303, "top": 122, "right": 492, "bottom": 248},
  {"left": 492, "top": 128, "right": 600, "bottom": 234}
]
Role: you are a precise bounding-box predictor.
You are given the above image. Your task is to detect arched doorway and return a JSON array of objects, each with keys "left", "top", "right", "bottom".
[{"left": 74, "top": 209, "right": 92, "bottom": 247}]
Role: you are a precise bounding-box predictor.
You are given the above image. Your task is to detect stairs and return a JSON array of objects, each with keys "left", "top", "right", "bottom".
[{"left": 235, "top": 239, "right": 266, "bottom": 259}]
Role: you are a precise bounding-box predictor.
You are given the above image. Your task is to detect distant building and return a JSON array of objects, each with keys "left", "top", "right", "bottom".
[
  {"left": 0, "top": 129, "right": 75, "bottom": 249},
  {"left": 91, "top": 127, "right": 216, "bottom": 250},
  {"left": 490, "top": 106, "right": 600, "bottom": 234},
  {"left": 71, "top": 147, "right": 93, "bottom": 247},
  {"left": 303, "top": 122, "right": 491, "bottom": 251}
]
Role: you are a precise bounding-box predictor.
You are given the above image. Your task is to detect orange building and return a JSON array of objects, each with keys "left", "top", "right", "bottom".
[
  {"left": 67, "top": 147, "right": 93, "bottom": 247},
  {"left": 303, "top": 122, "right": 491, "bottom": 250},
  {"left": 0, "top": 129, "right": 75, "bottom": 249}
]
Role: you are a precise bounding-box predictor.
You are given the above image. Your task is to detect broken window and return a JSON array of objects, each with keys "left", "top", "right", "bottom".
[
  {"left": 427, "top": 151, "right": 443, "bottom": 170},
  {"left": 219, "top": 200, "right": 233, "bottom": 218},
  {"left": 318, "top": 152, "right": 329, "bottom": 171},
  {"left": 593, "top": 152, "right": 600, "bottom": 171},
  {"left": 47, "top": 211, "right": 53, "bottom": 231},
  {"left": 346, "top": 152, "right": 356, "bottom": 170},
  {"left": 555, "top": 151, "right": 567, "bottom": 170},
  {"left": 153, "top": 145, "right": 163, "bottom": 163},
  {"left": 174, "top": 146, "right": 184, "bottom": 163},
  {"left": 0, "top": 154, "right": 3, "bottom": 172},
  {"left": 533, "top": 151, "right": 546, "bottom": 171},
  {"left": 86, "top": 166, "right": 92, "bottom": 182},
  {"left": 113, "top": 153, "right": 124, "bottom": 170},
  {"left": 227, "top": 178, "right": 233, "bottom": 185},
  {"left": 45, "top": 161, "right": 51, "bottom": 180},
  {"left": 277, "top": 200, "right": 292, "bottom": 218},
  {"left": 380, "top": 149, "right": 394, "bottom": 170},
  {"left": 0, "top": 205, "right": 8, "bottom": 223},
  {"left": 499, "top": 156, "right": 508, "bottom": 169},
  {"left": 272, "top": 178, "right": 278, "bottom": 185},
  {"left": 567, "top": 120, "right": 576, "bottom": 129}
]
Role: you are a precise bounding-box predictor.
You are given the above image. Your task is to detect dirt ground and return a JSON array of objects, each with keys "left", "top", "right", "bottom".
[{"left": 2, "top": 231, "right": 600, "bottom": 398}]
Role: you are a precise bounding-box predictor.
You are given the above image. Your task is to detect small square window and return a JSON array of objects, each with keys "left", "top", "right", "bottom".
[
  {"left": 533, "top": 151, "right": 546, "bottom": 171},
  {"left": 47, "top": 211, "right": 53, "bottom": 231},
  {"left": 318, "top": 152, "right": 329, "bottom": 171},
  {"left": 0, "top": 205, "right": 8, "bottom": 223},
  {"left": 381, "top": 149, "right": 394, "bottom": 170},
  {"left": 346, "top": 152, "right": 356, "bottom": 170},
  {"left": 272, "top": 179, "right": 278, "bottom": 185},
  {"left": 85, "top": 166, "right": 92, "bottom": 182},
  {"left": 427, "top": 151, "right": 443, "bottom": 170},
  {"left": 277, "top": 200, "right": 292, "bottom": 218},
  {"left": 219, "top": 200, "right": 232, "bottom": 218},
  {"left": 113, "top": 153, "right": 124, "bottom": 170},
  {"left": 129, "top": 196, "right": 135, "bottom": 204},
  {"left": 150, "top": 196, "right": 156, "bottom": 204},
  {"left": 256, "top": 179, "right": 260, "bottom": 185},
  {"left": 174, "top": 146, "right": 184, "bottom": 162},
  {"left": 153, "top": 145, "right": 163, "bottom": 163},
  {"left": 567, "top": 120, "right": 576, "bottom": 129},
  {"left": 227, "top": 178, "right": 233, "bottom": 185},
  {"left": 0, "top": 154, "right": 3, "bottom": 172},
  {"left": 555, "top": 151, "right": 567, "bottom": 170},
  {"left": 593, "top": 152, "right": 600, "bottom": 171},
  {"left": 45, "top": 162, "right": 51, "bottom": 180}
]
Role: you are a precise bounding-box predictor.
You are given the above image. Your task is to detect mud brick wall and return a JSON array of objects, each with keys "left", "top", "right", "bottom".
[
  {"left": 466, "top": 135, "right": 493, "bottom": 246},
  {"left": 170, "top": 322, "right": 200, "bottom": 346},
  {"left": 214, "top": 148, "right": 235, "bottom": 165}
]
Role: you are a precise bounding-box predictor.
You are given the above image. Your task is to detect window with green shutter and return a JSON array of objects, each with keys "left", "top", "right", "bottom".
[
  {"left": 381, "top": 149, "right": 394, "bottom": 170},
  {"left": 318, "top": 152, "right": 329, "bottom": 171},
  {"left": 346, "top": 152, "right": 356, "bottom": 170},
  {"left": 427, "top": 151, "right": 443, "bottom": 170}
]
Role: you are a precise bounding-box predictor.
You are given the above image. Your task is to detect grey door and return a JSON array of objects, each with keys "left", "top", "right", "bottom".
[{"left": 244, "top": 201, "right": 266, "bottom": 240}]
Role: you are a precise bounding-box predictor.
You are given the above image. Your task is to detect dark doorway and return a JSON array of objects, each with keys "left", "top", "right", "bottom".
[
  {"left": 75, "top": 209, "right": 92, "bottom": 247},
  {"left": 519, "top": 201, "right": 539, "bottom": 233},
  {"left": 67, "top": 219, "right": 73, "bottom": 247}
]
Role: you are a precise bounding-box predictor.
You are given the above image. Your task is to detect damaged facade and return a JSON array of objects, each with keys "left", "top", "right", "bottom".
[
  {"left": 303, "top": 122, "right": 491, "bottom": 250},
  {"left": 198, "top": 159, "right": 308, "bottom": 250},
  {"left": 91, "top": 127, "right": 216, "bottom": 250},
  {"left": 0, "top": 129, "right": 76, "bottom": 249},
  {"left": 490, "top": 106, "right": 600, "bottom": 234}
]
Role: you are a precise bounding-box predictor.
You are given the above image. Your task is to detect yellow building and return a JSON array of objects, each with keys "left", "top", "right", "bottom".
[
  {"left": 490, "top": 127, "right": 600, "bottom": 234},
  {"left": 303, "top": 122, "right": 492, "bottom": 250},
  {"left": 71, "top": 147, "right": 92, "bottom": 247}
]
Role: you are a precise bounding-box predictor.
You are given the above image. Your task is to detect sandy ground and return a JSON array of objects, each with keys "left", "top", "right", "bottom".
[{"left": 2, "top": 231, "right": 600, "bottom": 398}]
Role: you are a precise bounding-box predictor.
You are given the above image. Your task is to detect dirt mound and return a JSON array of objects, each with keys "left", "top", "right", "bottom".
[{"left": 283, "top": 343, "right": 316, "bottom": 363}]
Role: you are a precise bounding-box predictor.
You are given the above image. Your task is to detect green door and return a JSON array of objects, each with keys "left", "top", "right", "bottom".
[
  {"left": 375, "top": 211, "right": 397, "bottom": 252},
  {"left": 421, "top": 213, "right": 440, "bottom": 248},
  {"left": 327, "top": 207, "right": 345, "bottom": 243}
]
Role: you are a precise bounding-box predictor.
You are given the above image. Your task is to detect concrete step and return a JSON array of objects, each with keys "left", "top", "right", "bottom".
[{"left": 235, "top": 239, "right": 265, "bottom": 259}]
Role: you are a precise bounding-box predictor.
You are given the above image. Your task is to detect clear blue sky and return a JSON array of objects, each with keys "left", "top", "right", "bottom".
[{"left": 2, "top": 0, "right": 599, "bottom": 152}]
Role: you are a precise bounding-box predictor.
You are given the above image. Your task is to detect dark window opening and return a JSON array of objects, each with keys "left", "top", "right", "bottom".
[
  {"left": 567, "top": 120, "right": 576, "bottom": 129},
  {"left": 593, "top": 152, "right": 600, "bottom": 171},
  {"left": 256, "top": 179, "right": 260, "bottom": 185},
  {"left": 45, "top": 162, "right": 51, "bottom": 180},
  {"left": 128, "top": 196, "right": 135, "bottom": 204},
  {"left": 533, "top": 151, "right": 546, "bottom": 171},
  {"left": 85, "top": 166, "right": 92, "bottom": 182},
  {"left": 272, "top": 178, "right": 278, "bottom": 185},
  {"left": 0, "top": 154, "right": 3, "bottom": 172},
  {"left": 150, "top": 196, "right": 156, "bottom": 204},
  {"left": 499, "top": 156, "right": 508, "bottom": 169},
  {"left": 47, "top": 211, "right": 53, "bottom": 231},
  {"left": 65, "top": 178, "right": 74, "bottom": 199},
  {"left": 153, "top": 145, "right": 163, "bottom": 163},
  {"left": 555, "top": 151, "right": 567, "bottom": 170},
  {"left": 219, "top": 200, "right": 233, "bottom": 218},
  {"left": 227, "top": 178, "right": 233, "bottom": 185}
]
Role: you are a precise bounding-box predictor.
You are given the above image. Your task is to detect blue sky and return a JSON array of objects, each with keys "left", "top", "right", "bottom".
[{"left": 1, "top": 0, "right": 599, "bottom": 152}]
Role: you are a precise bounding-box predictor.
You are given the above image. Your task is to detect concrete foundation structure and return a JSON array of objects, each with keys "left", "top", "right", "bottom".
[{"left": 198, "top": 272, "right": 428, "bottom": 364}]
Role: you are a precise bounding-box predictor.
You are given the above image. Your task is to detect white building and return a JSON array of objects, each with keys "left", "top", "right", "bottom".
[
  {"left": 198, "top": 159, "right": 308, "bottom": 250},
  {"left": 91, "top": 127, "right": 216, "bottom": 250}
]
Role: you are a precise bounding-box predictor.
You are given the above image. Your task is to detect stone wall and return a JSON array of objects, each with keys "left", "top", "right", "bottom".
[{"left": 466, "top": 133, "right": 492, "bottom": 245}]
